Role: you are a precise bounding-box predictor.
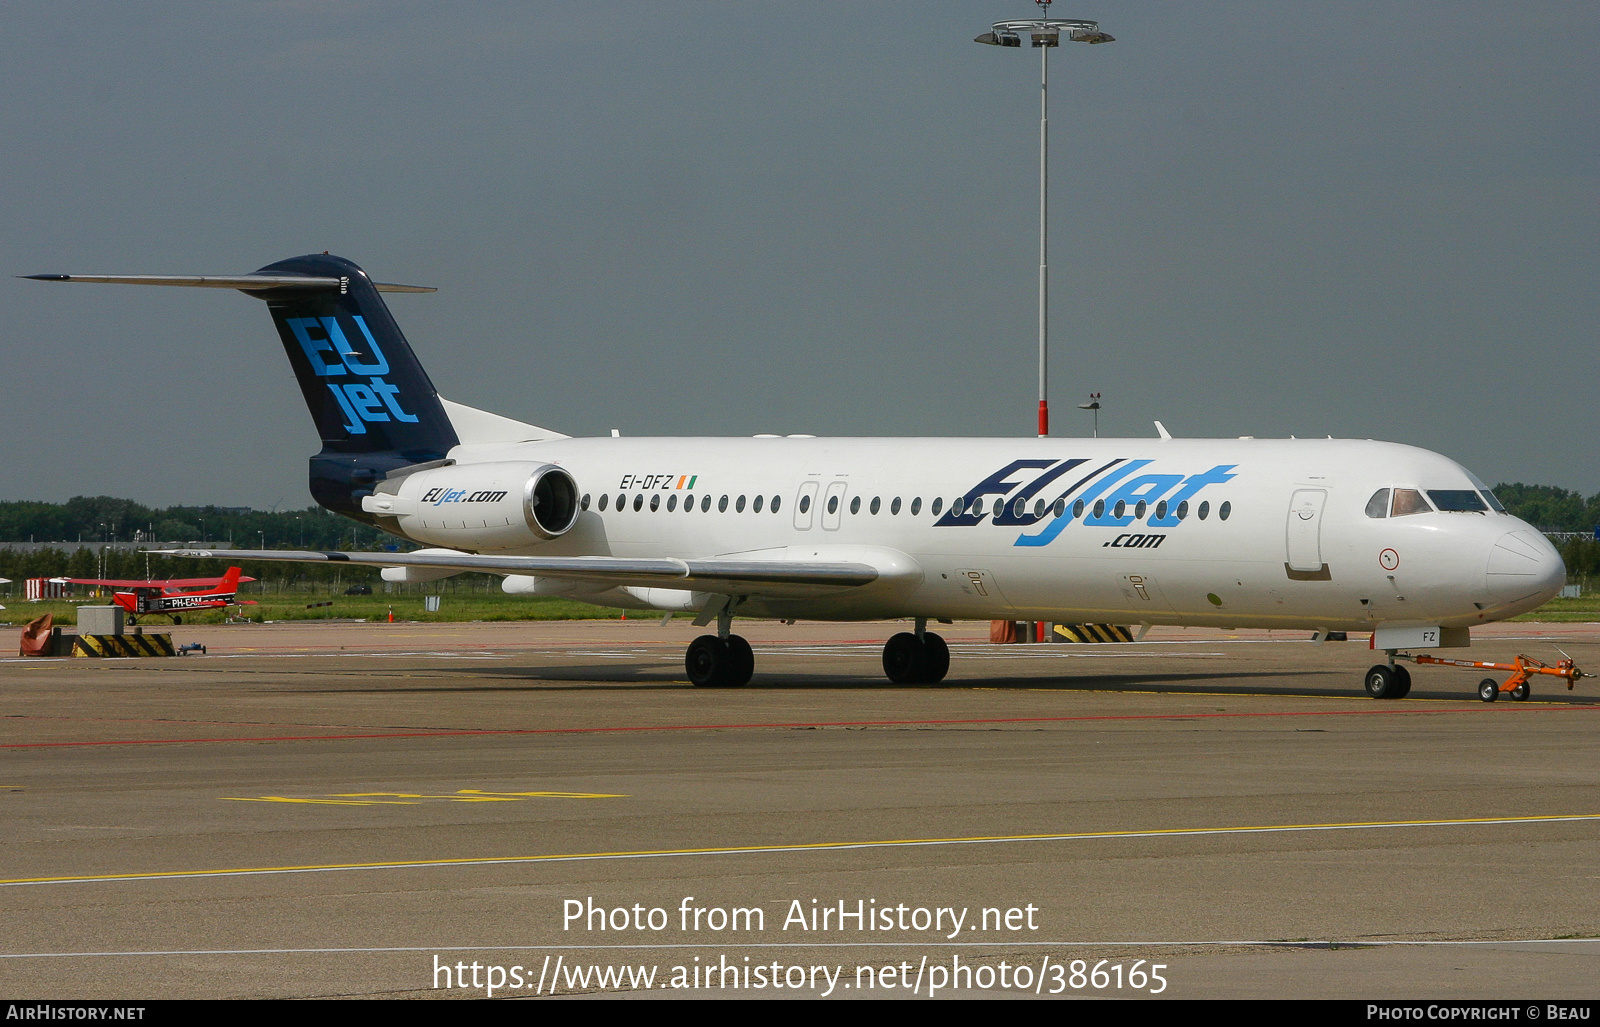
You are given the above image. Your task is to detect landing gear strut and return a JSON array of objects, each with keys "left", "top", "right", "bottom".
[
  {"left": 882, "top": 618, "right": 950, "bottom": 684},
  {"left": 685, "top": 601, "right": 752, "bottom": 688}
]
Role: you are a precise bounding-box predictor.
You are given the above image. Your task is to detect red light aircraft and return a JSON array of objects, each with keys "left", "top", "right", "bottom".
[{"left": 56, "top": 567, "right": 256, "bottom": 624}]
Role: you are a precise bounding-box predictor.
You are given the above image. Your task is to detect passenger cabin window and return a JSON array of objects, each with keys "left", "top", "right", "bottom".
[
  {"left": 701, "top": 495, "right": 711, "bottom": 512},
  {"left": 930, "top": 498, "right": 941, "bottom": 516},
  {"left": 581, "top": 494, "right": 591, "bottom": 511},
  {"left": 849, "top": 496, "right": 860, "bottom": 515},
  {"left": 1219, "top": 501, "right": 1231, "bottom": 521},
  {"left": 718, "top": 495, "right": 729, "bottom": 513},
  {"left": 1428, "top": 490, "right": 1488, "bottom": 513},
  {"left": 1391, "top": 489, "right": 1432, "bottom": 517},
  {"left": 771, "top": 494, "right": 781, "bottom": 513},
  {"left": 1365, "top": 489, "right": 1390, "bottom": 518},
  {"left": 753, "top": 495, "right": 764, "bottom": 513},
  {"left": 870, "top": 497, "right": 881, "bottom": 515},
  {"left": 1198, "top": 501, "right": 1210, "bottom": 520},
  {"left": 890, "top": 497, "right": 901, "bottom": 515},
  {"left": 799, "top": 495, "right": 811, "bottom": 513},
  {"left": 912, "top": 497, "right": 923, "bottom": 515},
  {"left": 633, "top": 494, "right": 644, "bottom": 512},
  {"left": 650, "top": 494, "right": 660, "bottom": 512},
  {"left": 735, "top": 495, "right": 746, "bottom": 513},
  {"left": 598, "top": 494, "right": 609, "bottom": 512},
  {"left": 667, "top": 494, "right": 677, "bottom": 512}
]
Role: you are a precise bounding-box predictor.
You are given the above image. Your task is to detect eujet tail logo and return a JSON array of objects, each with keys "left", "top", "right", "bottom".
[
  {"left": 932, "top": 458, "right": 1237, "bottom": 548},
  {"left": 286, "top": 315, "right": 419, "bottom": 435}
]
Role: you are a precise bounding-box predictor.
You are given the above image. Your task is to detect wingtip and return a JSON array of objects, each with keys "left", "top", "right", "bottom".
[{"left": 20, "top": 274, "right": 69, "bottom": 281}]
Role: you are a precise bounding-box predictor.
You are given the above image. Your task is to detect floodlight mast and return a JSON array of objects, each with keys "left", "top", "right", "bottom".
[{"left": 975, "top": 2, "right": 1113, "bottom": 438}]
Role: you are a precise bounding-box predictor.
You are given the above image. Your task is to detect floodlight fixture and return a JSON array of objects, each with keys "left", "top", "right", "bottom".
[{"left": 975, "top": 1, "right": 1114, "bottom": 438}]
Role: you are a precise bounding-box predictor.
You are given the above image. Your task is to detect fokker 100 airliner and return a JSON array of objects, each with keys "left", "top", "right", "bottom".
[{"left": 27, "top": 255, "right": 1566, "bottom": 696}]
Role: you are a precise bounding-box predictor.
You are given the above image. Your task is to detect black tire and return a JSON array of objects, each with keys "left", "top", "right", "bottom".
[
  {"left": 686, "top": 635, "right": 731, "bottom": 687},
  {"left": 126, "top": 616, "right": 137, "bottom": 626},
  {"left": 1510, "top": 679, "right": 1530, "bottom": 702},
  {"left": 1364, "top": 664, "right": 1397, "bottom": 699},
  {"left": 172, "top": 615, "right": 182, "bottom": 625},
  {"left": 725, "top": 635, "right": 754, "bottom": 688},
  {"left": 1391, "top": 664, "right": 1412, "bottom": 699},
  {"left": 921, "top": 632, "right": 950, "bottom": 684},
  {"left": 1479, "top": 678, "right": 1499, "bottom": 702},
  {"left": 882, "top": 632, "right": 927, "bottom": 684}
]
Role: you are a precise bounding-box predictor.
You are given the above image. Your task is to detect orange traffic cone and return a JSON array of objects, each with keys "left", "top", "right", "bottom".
[{"left": 387, "top": 606, "right": 394, "bottom": 623}]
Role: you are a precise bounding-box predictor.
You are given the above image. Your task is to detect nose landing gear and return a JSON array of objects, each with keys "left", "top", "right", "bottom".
[{"left": 1364, "top": 663, "right": 1412, "bottom": 699}]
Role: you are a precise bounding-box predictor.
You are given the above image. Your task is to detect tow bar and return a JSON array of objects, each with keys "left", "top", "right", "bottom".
[{"left": 1407, "top": 652, "right": 1585, "bottom": 702}]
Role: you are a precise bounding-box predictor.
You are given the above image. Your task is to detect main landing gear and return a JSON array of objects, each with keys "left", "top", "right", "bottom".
[
  {"left": 882, "top": 619, "right": 950, "bottom": 685},
  {"left": 685, "top": 634, "right": 753, "bottom": 688},
  {"left": 685, "top": 602, "right": 752, "bottom": 688}
]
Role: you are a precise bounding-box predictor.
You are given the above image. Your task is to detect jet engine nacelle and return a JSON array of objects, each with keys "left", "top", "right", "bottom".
[{"left": 361, "top": 460, "right": 580, "bottom": 551}]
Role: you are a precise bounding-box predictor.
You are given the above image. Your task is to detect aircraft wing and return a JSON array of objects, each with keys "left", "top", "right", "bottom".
[
  {"left": 53, "top": 576, "right": 257, "bottom": 588},
  {"left": 167, "top": 548, "right": 881, "bottom": 598}
]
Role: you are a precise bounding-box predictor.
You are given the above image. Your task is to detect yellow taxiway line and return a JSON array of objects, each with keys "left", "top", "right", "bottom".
[{"left": 2, "top": 813, "right": 1595, "bottom": 888}]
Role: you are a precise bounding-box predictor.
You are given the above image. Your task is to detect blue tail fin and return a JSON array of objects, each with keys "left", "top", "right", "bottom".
[{"left": 248, "top": 254, "right": 460, "bottom": 518}]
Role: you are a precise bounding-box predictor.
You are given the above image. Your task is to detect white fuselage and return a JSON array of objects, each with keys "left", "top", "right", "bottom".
[{"left": 383, "top": 435, "right": 1564, "bottom": 632}]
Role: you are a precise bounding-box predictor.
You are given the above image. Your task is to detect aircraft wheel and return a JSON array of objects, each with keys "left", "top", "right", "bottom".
[
  {"left": 172, "top": 616, "right": 182, "bottom": 625},
  {"left": 1510, "top": 679, "right": 1530, "bottom": 702},
  {"left": 883, "top": 632, "right": 927, "bottom": 684},
  {"left": 1478, "top": 678, "right": 1499, "bottom": 702},
  {"left": 1364, "top": 664, "right": 1398, "bottom": 699},
  {"left": 126, "top": 616, "right": 137, "bottom": 626},
  {"left": 686, "top": 635, "right": 732, "bottom": 687},
  {"left": 725, "top": 634, "right": 754, "bottom": 688},
  {"left": 921, "top": 632, "right": 950, "bottom": 684},
  {"left": 1391, "top": 664, "right": 1412, "bottom": 699}
]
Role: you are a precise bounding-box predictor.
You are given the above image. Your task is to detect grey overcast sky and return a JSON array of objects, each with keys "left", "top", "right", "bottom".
[{"left": 1, "top": 1, "right": 1595, "bottom": 509}]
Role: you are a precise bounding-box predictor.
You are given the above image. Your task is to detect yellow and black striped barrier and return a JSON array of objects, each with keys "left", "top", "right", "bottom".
[
  {"left": 72, "top": 634, "right": 176, "bottom": 658},
  {"left": 1052, "top": 623, "right": 1134, "bottom": 643}
]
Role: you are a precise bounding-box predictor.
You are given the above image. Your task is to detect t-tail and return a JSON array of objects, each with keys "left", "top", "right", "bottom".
[
  {"left": 249, "top": 254, "right": 460, "bottom": 517},
  {"left": 22, "top": 254, "right": 563, "bottom": 522}
]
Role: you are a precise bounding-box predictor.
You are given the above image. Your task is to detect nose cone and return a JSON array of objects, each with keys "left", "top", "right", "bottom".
[{"left": 1486, "top": 529, "right": 1565, "bottom": 606}]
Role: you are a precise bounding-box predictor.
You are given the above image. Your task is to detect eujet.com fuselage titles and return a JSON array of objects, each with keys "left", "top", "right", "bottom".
[{"left": 28, "top": 254, "right": 1565, "bottom": 692}]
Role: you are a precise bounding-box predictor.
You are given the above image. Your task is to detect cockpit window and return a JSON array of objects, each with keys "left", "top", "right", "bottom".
[
  {"left": 1391, "top": 489, "right": 1432, "bottom": 517},
  {"left": 1480, "top": 490, "right": 1506, "bottom": 513},
  {"left": 1427, "top": 490, "right": 1488, "bottom": 513},
  {"left": 1365, "top": 489, "right": 1390, "bottom": 519}
]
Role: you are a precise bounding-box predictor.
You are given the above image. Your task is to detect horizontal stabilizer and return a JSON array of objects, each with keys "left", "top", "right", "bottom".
[
  {"left": 166, "top": 548, "right": 880, "bottom": 598},
  {"left": 20, "top": 273, "right": 435, "bottom": 293}
]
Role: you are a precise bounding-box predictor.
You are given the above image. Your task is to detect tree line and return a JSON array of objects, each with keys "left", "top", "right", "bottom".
[{"left": 0, "top": 495, "right": 382, "bottom": 549}]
